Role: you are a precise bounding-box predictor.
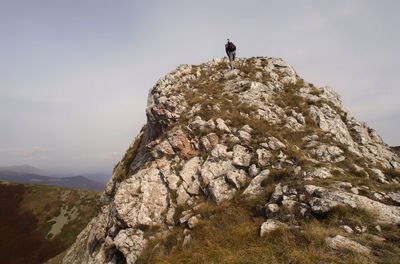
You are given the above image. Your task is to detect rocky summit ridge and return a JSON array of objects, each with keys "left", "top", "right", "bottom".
[{"left": 63, "top": 57, "right": 400, "bottom": 264}]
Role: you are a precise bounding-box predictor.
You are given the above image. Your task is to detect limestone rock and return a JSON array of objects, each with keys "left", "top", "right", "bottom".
[
  {"left": 187, "top": 215, "right": 200, "bottom": 229},
  {"left": 370, "top": 168, "right": 389, "bottom": 184},
  {"left": 242, "top": 170, "right": 269, "bottom": 197},
  {"left": 281, "top": 198, "right": 297, "bottom": 212},
  {"left": 176, "top": 185, "right": 190, "bottom": 206},
  {"left": 180, "top": 156, "right": 202, "bottom": 195},
  {"left": 309, "top": 167, "right": 332, "bottom": 179},
  {"left": 388, "top": 192, "right": 400, "bottom": 204},
  {"left": 309, "top": 104, "right": 358, "bottom": 155},
  {"left": 340, "top": 225, "right": 354, "bottom": 234},
  {"left": 238, "top": 130, "right": 252, "bottom": 142},
  {"left": 168, "top": 129, "right": 198, "bottom": 158},
  {"left": 305, "top": 185, "right": 400, "bottom": 224},
  {"left": 113, "top": 229, "right": 146, "bottom": 264},
  {"left": 260, "top": 219, "right": 288, "bottom": 237},
  {"left": 311, "top": 144, "right": 345, "bottom": 163},
  {"left": 190, "top": 116, "right": 215, "bottom": 132},
  {"left": 182, "top": 234, "right": 192, "bottom": 247},
  {"left": 215, "top": 118, "right": 231, "bottom": 133},
  {"left": 200, "top": 160, "right": 235, "bottom": 186},
  {"left": 325, "top": 235, "right": 370, "bottom": 255},
  {"left": 248, "top": 164, "right": 260, "bottom": 177},
  {"left": 232, "top": 145, "right": 252, "bottom": 167},
  {"left": 114, "top": 168, "right": 169, "bottom": 228},
  {"left": 256, "top": 148, "right": 272, "bottom": 167},
  {"left": 261, "top": 137, "right": 286, "bottom": 150},
  {"left": 209, "top": 144, "right": 232, "bottom": 161},
  {"left": 200, "top": 136, "right": 212, "bottom": 151},
  {"left": 208, "top": 176, "right": 236, "bottom": 203},
  {"left": 265, "top": 203, "right": 280, "bottom": 218},
  {"left": 152, "top": 140, "right": 175, "bottom": 158},
  {"left": 241, "top": 125, "right": 253, "bottom": 133},
  {"left": 225, "top": 169, "right": 248, "bottom": 189},
  {"left": 270, "top": 183, "right": 284, "bottom": 203}
]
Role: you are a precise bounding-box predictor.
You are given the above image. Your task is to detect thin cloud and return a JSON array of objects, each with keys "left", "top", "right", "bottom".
[
  {"left": 0, "top": 146, "right": 49, "bottom": 159},
  {"left": 110, "top": 152, "right": 122, "bottom": 158}
]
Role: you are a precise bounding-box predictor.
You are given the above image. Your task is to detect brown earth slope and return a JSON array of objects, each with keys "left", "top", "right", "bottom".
[{"left": 0, "top": 182, "right": 100, "bottom": 264}]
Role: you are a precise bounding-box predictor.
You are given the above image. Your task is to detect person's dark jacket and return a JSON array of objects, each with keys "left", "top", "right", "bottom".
[{"left": 225, "top": 42, "right": 236, "bottom": 55}]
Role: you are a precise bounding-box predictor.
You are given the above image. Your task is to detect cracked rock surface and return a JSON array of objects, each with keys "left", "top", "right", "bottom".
[{"left": 63, "top": 57, "right": 400, "bottom": 264}]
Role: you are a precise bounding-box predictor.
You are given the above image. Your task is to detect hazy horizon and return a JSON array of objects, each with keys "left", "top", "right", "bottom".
[{"left": 1, "top": 1, "right": 399, "bottom": 173}]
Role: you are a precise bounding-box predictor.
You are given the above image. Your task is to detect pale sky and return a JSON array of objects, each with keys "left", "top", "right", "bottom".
[{"left": 0, "top": 0, "right": 399, "bottom": 174}]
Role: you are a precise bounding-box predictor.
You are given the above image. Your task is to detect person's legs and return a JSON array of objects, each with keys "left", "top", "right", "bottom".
[{"left": 228, "top": 52, "right": 234, "bottom": 69}]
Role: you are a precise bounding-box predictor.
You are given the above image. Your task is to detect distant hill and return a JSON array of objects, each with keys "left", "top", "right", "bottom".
[
  {"left": 0, "top": 181, "right": 100, "bottom": 264},
  {"left": 77, "top": 172, "right": 110, "bottom": 184},
  {"left": 0, "top": 171, "right": 105, "bottom": 191},
  {"left": 0, "top": 164, "right": 49, "bottom": 175}
]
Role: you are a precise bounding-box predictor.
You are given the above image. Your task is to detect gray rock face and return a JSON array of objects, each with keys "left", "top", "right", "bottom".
[
  {"left": 256, "top": 148, "right": 272, "bottom": 167},
  {"left": 265, "top": 203, "right": 280, "bottom": 218},
  {"left": 113, "top": 229, "right": 146, "bottom": 264},
  {"left": 369, "top": 168, "right": 388, "bottom": 184},
  {"left": 270, "top": 183, "right": 284, "bottom": 203},
  {"left": 305, "top": 185, "right": 400, "bottom": 224},
  {"left": 114, "top": 167, "right": 169, "bottom": 228},
  {"left": 248, "top": 164, "right": 260, "bottom": 177},
  {"left": 242, "top": 170, "right": 269, "bottom": 197},
  {"left": 325, "top": 235, "right": 370, "bottom": 255},
  {"left": 260, "top": 219, "right": 288, "bottom": 237},
  {"left": 215, "top": 118, "right": 231, "bottom": 133},
  {"left": 180, "top": 156, "right": 202, "bottom": 195},
  {"left": 309, "top": 168, "right": 332, "bottom": 179},
  {"left": 311, "top": 144, "right": 345, "bottom": 163},
  {"left": 208, "top": 176, "right": 236, "bottom": 203},
  {"left": 232, "top": 145, "right": 252, "bottom": 167},
  {"left": 63, "top": 57, "right": 400, "bottom": 264},
  {"left": 388, "top": 192, "right": 400, "bottom": 204}
]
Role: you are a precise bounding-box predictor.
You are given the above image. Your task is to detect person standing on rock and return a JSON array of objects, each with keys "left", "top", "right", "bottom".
[{"left": 225, "top": 39, "right": 236, "bottom": 69}]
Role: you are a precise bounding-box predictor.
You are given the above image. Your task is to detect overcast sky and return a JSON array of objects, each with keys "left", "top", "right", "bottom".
[{"left": 0, "top": 0, "right": 399, "bottom": 174}]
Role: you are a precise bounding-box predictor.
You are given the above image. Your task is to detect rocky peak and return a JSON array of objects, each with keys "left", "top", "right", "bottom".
[{"left": 63, "top": 57, "right": 400, "bottom": 263}]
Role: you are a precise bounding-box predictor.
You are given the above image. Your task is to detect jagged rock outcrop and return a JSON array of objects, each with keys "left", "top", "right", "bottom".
[
  {"left": 325, "top": 235, "right": 371, "bottom": 255},
  {"left": 63, "top": 57, "right": 400, "bottom": 263}
]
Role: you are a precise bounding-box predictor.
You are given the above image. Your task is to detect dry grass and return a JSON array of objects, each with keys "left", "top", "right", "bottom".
[
  {"left": 368, "top": 224, "right": 400, "bottom": 264},
  {"left": 113, "top": 126, "right": 145, "bottom": 182},
  {"left": 315, "top": 206, "right": 376, "bottom": 227},
  {"left": 139, "top": 199, "right": 374, "bottom": 264},
  {"left": 382, "top": 168, "right": 400, "bottom": 182}
]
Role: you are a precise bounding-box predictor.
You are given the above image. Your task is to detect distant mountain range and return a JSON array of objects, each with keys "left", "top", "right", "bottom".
[
  {"left": 0, "top": 164, "right": 50, "bottom": 175},
  {"left": 0, "top": 165, "right": 107, "bottom": 191}
]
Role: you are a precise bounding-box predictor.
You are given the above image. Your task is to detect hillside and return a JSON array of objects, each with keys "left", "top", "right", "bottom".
[
  {"left": 63, "top": 57, "right": 400, "bottom": 264},
  {"left": 0, "top": 181, "right": 100, "bottom": 264}
]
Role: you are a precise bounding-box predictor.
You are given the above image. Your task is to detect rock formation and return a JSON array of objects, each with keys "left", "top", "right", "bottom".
[{"left": 63, "top": 57, "right": 400, "bottom": 263}]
